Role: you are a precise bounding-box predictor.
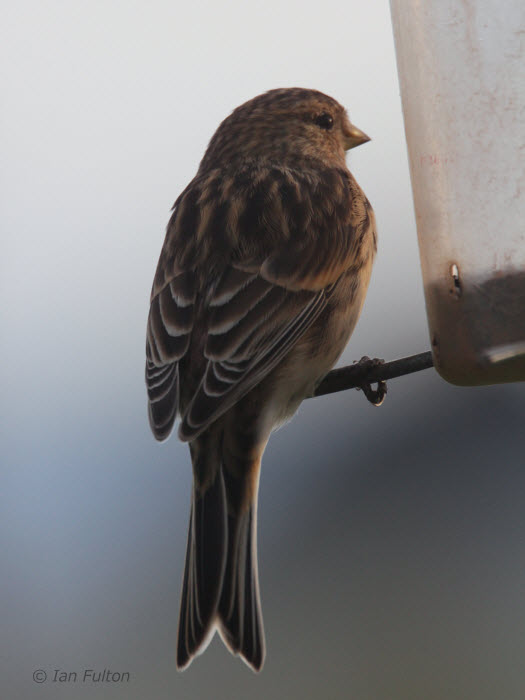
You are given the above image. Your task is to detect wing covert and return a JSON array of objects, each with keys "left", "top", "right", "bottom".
[{"left": 146, "top": 272, "right": 196, "bottom": 440}]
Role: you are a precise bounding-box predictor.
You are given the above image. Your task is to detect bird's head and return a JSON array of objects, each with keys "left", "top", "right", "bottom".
[{"left": 199, "top": 87, "right": 370, "bottom": 172}]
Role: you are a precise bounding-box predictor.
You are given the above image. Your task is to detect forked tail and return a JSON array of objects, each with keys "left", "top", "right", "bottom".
[{"left": 176, "top": 437, "right": 265, "bottom": 671}]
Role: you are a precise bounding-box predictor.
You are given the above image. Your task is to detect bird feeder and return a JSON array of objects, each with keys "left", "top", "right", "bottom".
[{"left": 390, "top": 0, "right": 525, "bottom": 385}]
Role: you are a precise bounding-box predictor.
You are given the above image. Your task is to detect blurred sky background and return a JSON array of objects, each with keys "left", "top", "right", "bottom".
[{"left": 2, "top": 1, "right": 525, "bottom": 699}]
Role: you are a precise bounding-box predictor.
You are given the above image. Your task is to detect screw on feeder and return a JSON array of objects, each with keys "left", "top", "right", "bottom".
[{"left": 450, "top": 263, "right": 461, "bottom": 297}]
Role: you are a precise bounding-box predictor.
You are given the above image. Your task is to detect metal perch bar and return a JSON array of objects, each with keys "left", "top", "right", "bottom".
[{"left": 311, "top": 351, "right": 434, "bottom": 398}]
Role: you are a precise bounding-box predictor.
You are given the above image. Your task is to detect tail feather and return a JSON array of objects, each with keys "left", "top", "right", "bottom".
[
  {"left": 176, "top": 434, "right": 266, "bottom": 671},
  {"left": 218, "top": 505, "right": 265, "bottom": 670},
  {"left": 176, "top": 467, "right": 227, "bottom": 669}
]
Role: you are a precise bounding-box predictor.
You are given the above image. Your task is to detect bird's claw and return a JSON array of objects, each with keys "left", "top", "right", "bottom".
[
  {"left": 360, "top": 380, "right": 387, "bottom": 406},
  {"left": 354, "top": 356, "right": 387, "bottom": 407}
]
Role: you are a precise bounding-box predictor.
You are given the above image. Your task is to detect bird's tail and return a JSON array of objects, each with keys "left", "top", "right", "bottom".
[{"left": 176, "top": 432, "right": 265, "bottom": 671}]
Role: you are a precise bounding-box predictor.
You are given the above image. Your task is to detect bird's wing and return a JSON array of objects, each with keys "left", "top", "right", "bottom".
[
  {"left": 178, "top": 266, "right": 334, "bottom": 441},
  {"left": 146, "top": 165, "right": 374, "bottom": 442}
]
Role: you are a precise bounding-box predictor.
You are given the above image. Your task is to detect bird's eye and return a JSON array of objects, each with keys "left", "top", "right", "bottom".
[{"left": 313, "top": 112, "right": 334, "bottom": 130}]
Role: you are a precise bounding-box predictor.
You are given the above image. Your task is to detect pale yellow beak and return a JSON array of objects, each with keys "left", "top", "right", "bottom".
[{"left": 343, "top": 123, "right": 371, "bottom": 150}]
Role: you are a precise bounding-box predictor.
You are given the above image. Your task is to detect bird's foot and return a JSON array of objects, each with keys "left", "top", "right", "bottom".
[{"left": 354, "top": 356, "right": 387, "bottom": 407}]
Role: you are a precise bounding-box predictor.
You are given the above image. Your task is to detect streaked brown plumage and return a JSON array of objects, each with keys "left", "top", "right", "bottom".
[{"left": 145, "top": 88, "right": 376, "bottom": 671}]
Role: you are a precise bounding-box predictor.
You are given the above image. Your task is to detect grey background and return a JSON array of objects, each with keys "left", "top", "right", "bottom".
[{"left": 2, "top": 1, "right": 524, "bottom": 699}]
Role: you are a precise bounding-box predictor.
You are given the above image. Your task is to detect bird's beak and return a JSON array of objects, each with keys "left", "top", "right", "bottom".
[{"left": 343, "top": 123, "right": 371, "bottom": 150}]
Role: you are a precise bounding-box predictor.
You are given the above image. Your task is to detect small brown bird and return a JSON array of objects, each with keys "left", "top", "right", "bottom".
[{"left": 145, "top": 88, "right": 376, "bottom": 671}]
